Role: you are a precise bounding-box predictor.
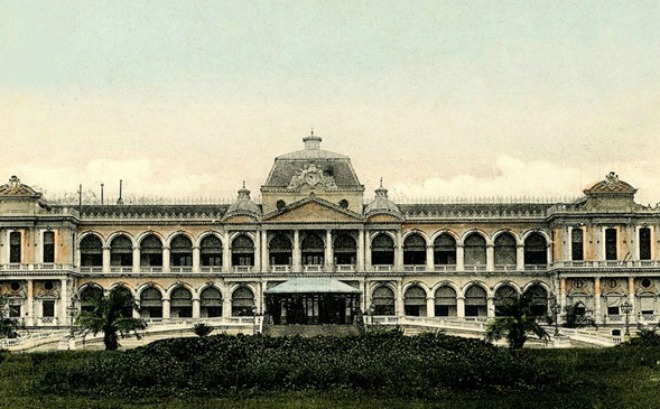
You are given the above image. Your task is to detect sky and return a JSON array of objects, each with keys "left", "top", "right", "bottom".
[{"left": 1, "top": 1, "right": 659, "bottom": 205}]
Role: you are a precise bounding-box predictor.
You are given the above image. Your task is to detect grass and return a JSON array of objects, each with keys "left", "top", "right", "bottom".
[{"left": 0, "top": 334, "right": 658, "bottom": 409}]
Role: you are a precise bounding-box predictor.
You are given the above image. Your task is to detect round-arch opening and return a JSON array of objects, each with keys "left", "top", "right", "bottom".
[
  {"left": 371, "top": 233, "right": 394, "bottom": 265},
  {"left": 464, "top": 234, "right": 486, "bottom": 267},
  {"left": 334, "top": 233, "right": 356, "bottom": 266},
  {"left": 140, "top": 287, "right": 163, "bottom": 319},
  {"left": 231, "top": 235, "right": 254, "bottom": 267},
  {"left": 110, "top": 235, "right": 133, "bottom": 268},
  {"left": 140, "top": 234, "right": 163, "bottom": 268},
  {"left": 434, "top": 234, "right": 456, "bottom": 266},
  {"left": 372, "top": 286, "right": 395, "bottom": 316},
  {"left": 80, "top": 235, "right": 103, "bottom": 267},
  {"left": 494, "top": 285, "right": 519, "bottom": 316},
  {"left": 523, "top": 285, "right": 548, "bottom": 316},
  {"left": 170, "top": 286, "right": 193, "bottom": 318},
  {"left": 494, "top": 233, "right": 517, "bottom": 268},
  {"left": 435, "top": 286, "right": 457, "bottom": 317},
  {"left": 232, "top": 287, "right": 255, "bottom": 316},
  {"left": 524, "top": 232, "right": 547, "bottom": 265},
  {"left": 200, "top": 235, "right": 223, "bottom": 268},
  {"left": 403, "top": 234, "right": 426, "bottom": 266},
  {"left": 464, "top": 285, "right": 487, "bottom": 317},
  {"left": 404, "top": 285, "right": 427, "bottom": 316},
  {"left": 201, "top": 287, "right": 223, "bottom": 317},
  {"left": 301, "top": 233, "right": 324, "bottom": 266},
  {"left": 170, "top": 235, "right": 192, "bottom": 268},
  {"left": 269, "top": 233, "right": 292, "bottom": 266}
]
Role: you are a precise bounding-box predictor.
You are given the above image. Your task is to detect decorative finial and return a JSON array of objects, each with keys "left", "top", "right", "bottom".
[
  {"left": 242, "top": 180, "right": 246, "bottom": 189},
  {"left": 380, "top": 177, "right": 383, "bottom": 188},
  {"left": 310, "top": 128, "right": 314, "bottom": 136}
]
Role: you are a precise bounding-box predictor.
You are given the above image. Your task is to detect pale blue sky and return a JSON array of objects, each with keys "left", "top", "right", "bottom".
[{"left": 1, "top": 1, "right": 660, "bottom": 203}]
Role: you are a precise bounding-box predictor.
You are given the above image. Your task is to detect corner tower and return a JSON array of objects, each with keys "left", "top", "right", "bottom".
[{"left": 261, "top": 132, "right": 365, "bottom": 214}]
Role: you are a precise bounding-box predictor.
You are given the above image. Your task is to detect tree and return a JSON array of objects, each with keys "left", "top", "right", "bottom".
[
  {"left": 75, "top": 289, "right": 147, "bottom": 351},
  {"left": 486, "top": 297, "right": 549, "bottom": 350}
]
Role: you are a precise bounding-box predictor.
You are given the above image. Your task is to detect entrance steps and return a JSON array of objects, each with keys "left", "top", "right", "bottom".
[{"left": 264, "top": 325, "right": 361, "bottom": 337}]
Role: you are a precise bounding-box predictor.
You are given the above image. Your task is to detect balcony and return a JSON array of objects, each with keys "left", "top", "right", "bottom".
[
  {"left": 552, "top": 260, "right": 660, "bottom": 269},
  {"left": 109, "top": 266, "right": 133, "bottom": 273},
  {"left": 524, "top": 264, "right": 547, "bottom": 271},
  {"left": 372, "top": 265, "right": 393, "bottom": 272},
  {"left": 335, "top": 264, "right": 355, "bottom": 272},
  {"left": 170, "top": 266, "right": 193, "bottom": 273},
  {"left": 434, "top": 265, "right": 457, "bottom": 272},
  {"left": 270, "top": 265, "right": 291, "bottom": 273},
  {"left": 494, "top": 264, "right": 517, "bottom": 272},
  {"left": 233, "top": 266, "right": 252, "bottom": 273},
  {"left": 464, "top": 265, "right": 488, "bottom": 272},
  {"left": 37, "top": 317, "right": 59, "bottom": 326},
  {"left": 79, "top": 266, "right": 103, "bottom": 273},
  {"left": 0, "top": 263, "right": 75, "bottom": 274}
]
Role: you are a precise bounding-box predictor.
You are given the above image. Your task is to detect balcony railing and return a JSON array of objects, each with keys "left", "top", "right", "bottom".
[
  {"left": 335, "top": 264, "right": 356, "bottom": 272},
  {"left": 0, "top": 263, "right": 75, "bottom": 272},
  {"left": 233, "top": 266, "right": 252, "bottom": 273},
  {"left": 403, "top": 265, "right": 427, "bottom": 272},
  {"left": 524, "top": 264, "right": 547, "bottom": 271},
  {"left": 80, "top": 266, "right": 103, "bottom": 273},
  {"left": 110, "top": 266, "right": 133, "bottom": 273},
  {"left": 464, "top": 265, "right": 488, "bottom": 272},
  {"left": 170, "top": 266, "right": 193, "bottom": 273},
  {"left": 494, "top": 264, "right": 517, "bottom": 271},
  {"left": 200, "top": 266, "right": 223, "bottom": 273},
  {"left": 303, "top": 265, "right": 323, "bottom": 272},
  {"left": 552, "top": 260, "right": 660, "bottom": 268},
  {"left": 270, "top": 265, "right": 291, "bottom": 273},
  {"left": 434, "top": 264, "right": 457, "bottom": 272},
  {"left": 372, "top": 265, "right": 393, "bottom": 272}
]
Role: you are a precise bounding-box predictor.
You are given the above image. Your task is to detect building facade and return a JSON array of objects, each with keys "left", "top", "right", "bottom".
[{"left": 1, "top": 134, "right": 659, "bottom": 336}]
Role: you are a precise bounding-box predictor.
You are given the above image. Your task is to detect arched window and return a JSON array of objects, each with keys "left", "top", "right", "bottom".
[
  {"left": 200, "top": 287, "right": 223, "bottom": 317},
  {"left": 372, "top": 286, "right": 395, "bottom": 316},
  {"left": 494, "top": 285, "right": 519, "bottom": 316},
  {"left": 140, "top": 287, "right": 163, "bottom": 318},
  {"left": 269, "top": 233, "right": 292, "bottom": 266},
  {"left": 232, "top": 287, "right": 254, "bottom": 316},
  {"left": 404, "top": 285, "right": 427, "bottom": 316},
  {"left": 434, "top": 234, "right": 456, "bottom": 266},
  {"left": 80, "top": 235, "right": 103, "bottom": 267},
  {"left": 111, "top": 286, "right": 134, "bottom": 318},
  {"left": 79, "top": 285, "right": 103, "bottom": 313},
  {"left": 200, "top": 235, "right": 222, "bottom": 267},
  {"left": 170, "top": 235, "right": 192, "bottom": 267},
  {"left": 403, "top": 234, "right": 426, "bottom": 265},
  {"left": 140, "top": 234, "right": 163, "bottom": 268},
  {"left": 334, "top": 233, "right": 357, "bottom": 265},
  {"left": 231, "top": 235, "right": 254, "bottom": 267},
  {"left": 464, "top": 234, "right": 486, "bottom": 267},
  {"left": 110, "top": 235, "right": 133, "bottom": 267},
  {"left": 523, "top": 285, "right": 548, "bottom": 316},
  {"left": 494, "top": 233, "right": 516, "bottom": 268},
  {"left": 435, "top": 286, "right": 457, "bottom": 317},
  {"left": 524, "top": 233, "right": 547, "bottom": 265},
  {"left": 301, "top": 233, "right": 324, "bottom": 266},
  {"left": 371, "top": 234, "right": 394, "bottom": 265},
  {"left": 464, "top": 285, "right": 487, "bottom": 317},
  {"left": 170, "top": 287, "right": 193, "bottom": 318}
]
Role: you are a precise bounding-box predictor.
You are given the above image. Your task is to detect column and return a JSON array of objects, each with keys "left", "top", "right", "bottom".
[
  {"left": 325, "top": 230, "right": 333, "bottom": 272},
  {"left": 396, "top": 281, "right": 404, "bottom": 316},
  {"left": 394, "top": 231, "right": 403, "bottom": 271},
  {"left": 192, "top": 246, "right": 200, "bottom": 273},
  {"left": 223, "top": 231, "right": 231, "bottom": 272},
  {"left": 292, "top": 230, "right": 301, "bottom": 271},
  {"left": 26, "top": 279, "right": 34, "bottom": 326},
  {"left": 516, "top": 244, "right": 525, "bottom": 271},
  {"left": 261, "top": 230, "right": 269, "bottom": 272},
  {"left": 594, "top": 277, "right": 602, "bottom": 324},
  {"left": 254, "top": 232, "right": 261, "bottom": 273},
  {"left": 456, "top": 296, "right": 465, "bottom": 318},
  {"left": 132, "top": 246, "right": 140, "bottom": 272},
  {"left": 426, "top": 296, "right": 435, "bottom": 318},
  {"left": 566, "top": 226, "right": 573, "bottom": 261},
  {"left": 102, "top": 246, "right": 111, "bottom": 273},
  {"left": 356, "top": 230, "right": 365, "bottom": 271},
  {"left": 162, "top": 299, "right": 171, "bottom": 319},
  {"left": 546, "top": 242, "right": 553, "bottom": 266},
  {"left": 486, "top": 244, "right": 494, "bottom": 271},
  {"left": 364, "top": 232, "right": 372, "bottom": 271},
  {"left": 75, "top": 246, "right": 81, "bottom": 269},
  {"left": 632, "top": 226, "right": 640, "bottom": 261},
  {"left": 487, "top": 296, "right": 495, "bottom": 317},
  {"left": 162, "top": 246, "right": 170, "bottom": 273},
  {"left": 60, "top": 278, "right": 68, "bottom": 326},
  {"left": 223, "top": 296, "right": 232, "bottom": 318},
  {"left": 192, "top": 298, "right": 201, "bottom": 318},
  {"left": 426, "top": 245, "right": 434, "bottom": 271},
  {"left": 456, "top": 244, "right": 465, "bottom": 271},
  {"left": 559, "top": 277, "right": 567, "bottom": 315},
  {"left": 628, "top": 276, "right": 636, "bottom": 321}
]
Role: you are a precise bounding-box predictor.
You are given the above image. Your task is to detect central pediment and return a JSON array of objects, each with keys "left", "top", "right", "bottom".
[{"left": 263, "top": 196, "right": 363, "bottom": 223}]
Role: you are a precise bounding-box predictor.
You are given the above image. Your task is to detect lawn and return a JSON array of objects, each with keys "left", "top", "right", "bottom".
[{"left": 0, "top": 332, "right": 658, "bottom": 409}]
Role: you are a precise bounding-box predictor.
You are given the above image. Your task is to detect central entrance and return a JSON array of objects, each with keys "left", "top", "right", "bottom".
[{"left": 265, "top": 278, "right": 361, "bottom": 325}]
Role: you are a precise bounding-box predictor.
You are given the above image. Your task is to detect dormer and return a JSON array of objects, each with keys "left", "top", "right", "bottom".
[{"left": 582, "top": 172, "right": 638, "bottom": 212}]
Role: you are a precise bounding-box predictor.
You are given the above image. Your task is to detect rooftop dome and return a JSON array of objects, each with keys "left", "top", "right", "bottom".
[
  {"left": 225, "top": 183, "right": 261, "bottom": 218},
  {"left": 364, "top": 180, "right": 402, "bottom": 218}
]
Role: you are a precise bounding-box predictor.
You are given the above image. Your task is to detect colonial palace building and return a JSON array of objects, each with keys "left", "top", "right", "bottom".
[{"left": 1, "top": 134, "right": 659, "bottom": 346}]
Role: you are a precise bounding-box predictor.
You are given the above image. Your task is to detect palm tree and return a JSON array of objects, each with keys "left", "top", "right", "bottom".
[
  {"left": 75, "top": 289, "right": 147, "bottom": 351},
  {"left": 485, "top": 296, "right": 549, "bottom": 350}
]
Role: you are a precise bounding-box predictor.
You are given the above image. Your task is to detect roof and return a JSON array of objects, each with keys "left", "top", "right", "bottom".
[
  {"left": 78, "top": 204, "right": 229, "bottom": 218},
  {"left": 584, "top": 172, "right": 637, "bottom": 196},
  {"left": 0, "top": 176, "right": 42, "bottom": 198},
  {"left": 264, "top": 278, "right": 361, "bottom": 294},
  {"left": 263, "top": 134, "right": 362, "bottom": 188}
]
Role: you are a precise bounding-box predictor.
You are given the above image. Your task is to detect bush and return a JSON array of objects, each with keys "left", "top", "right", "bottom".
[{"left": 37, "top": 332, "right": 567, "bottom": 398}]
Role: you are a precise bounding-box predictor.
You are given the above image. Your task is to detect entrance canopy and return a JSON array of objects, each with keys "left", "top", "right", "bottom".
[{"left": 265, "top": 278, "right": 360, "bottom": 294}]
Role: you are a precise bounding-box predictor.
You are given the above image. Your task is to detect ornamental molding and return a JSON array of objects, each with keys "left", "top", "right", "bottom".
[{"left": 287, "top": 163, "right": 337, "bottom": 190}]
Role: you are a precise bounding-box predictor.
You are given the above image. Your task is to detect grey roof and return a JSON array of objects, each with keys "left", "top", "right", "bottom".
[
  {"left": 225, "top": 186, "right": 261, "bottom": 217},
  {"left": 364, "top": 186, "right": 402, "bottom": 217},
  {"left": 264, "top": 278, "right": 361, "bottom": 294},
  {"left": 399, "top": 203, "right": 554, "bottom": 217},
  {"left": 78, "top": 204, "right": 229, "bottom": 218}
]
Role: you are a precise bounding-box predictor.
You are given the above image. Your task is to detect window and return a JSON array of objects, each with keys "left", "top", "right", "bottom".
[
  {"left": 80, "top": 286, "right": 104, "bottom": 313},
  {"left": 464, "top": 234, "right": 486, "bottom": 266},
  {"left": 9, "top": 232, "right": 21, "bottom": 263},
  {"left": 339, "top": 199, "right": 349, "bottom": 209},
  {"left": 494, "top": 233, "right": 516, "bottom": 266},
  {"left": 43, "top": 231, "right": 55, "bottom": 263},
  {"left": 276, "top": 200, "right": 286, "bottom": 211},
  {"left": 434, "top": 234, "right": 456, "bottom": 265},
  {"left": 524, "top": 233, "right": 547, "bottom": 265},
  {"left": 81, "top": 235, "right": 103, "bottom": 267},
  {"left": 372, "top": 286, "right": 395, "bottom": 316},
  {"left": 333, "top": 233, "right": 356, "bottom": 265},
  {"left": 371, "top": 234, "right": 394, "bottom": 265},
  {"left": 639, "top": 227, "right": 651, "bottom": 260},
  {"left": 42, "top": 300, "right": 55, "bottom": 317},
  {"left": 170, "top": 235, "right": 192, "bottom": 267},
  {"left": 607, "top": 306, "right": 620, "bottom": 316},
  {"left": 200, "top": 235, "right": 222, "bottom": 267},
  {"left": 301, "top": 234, "right": 324, "bottom": 266},
  {"left": 110, "top": 235, "right": 133, "bottom": 267},
  {"left": 605, "top": 228, "right": 617, "bottom": 260},
  {"left": 231, "top": 235, "right": 254, "bottom": 267},
  {"left": 571, "top": 228, "right": 584, "bottom": 261},
  {"left": 494, "top": 285, "right": 518, "bottom": 316},
  {"left": 170, "top": 287, "right": 193, "bottom": 318},
  {"left": 269, "top": 233, "right": 292, "bottom": 266},
  {"left": 403, "top": 234, "right": 426, "bottom": 265},
  {"left": 404, "top": 286, "right": 427, "bottom": 316},
  {"left": 200, "top": 287, "right": 223, "bottom": 317},
  {"left": 464, "top": 286, "right": 487, "bottom": 317},
  {"left": 231, "top": 287, "right": 254, "bottom": 316},
  {"left": 522, "top": 285, "right": 548, "bottom": 316},
  {"left": 140, "top": 287, "right": 163, "bottom": 318},
  {"left": 140, "top": 234, "right": 163, "bottom": 267},
  {"left": 434, "top": 286, "right": 457, "bottom": 317}
]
